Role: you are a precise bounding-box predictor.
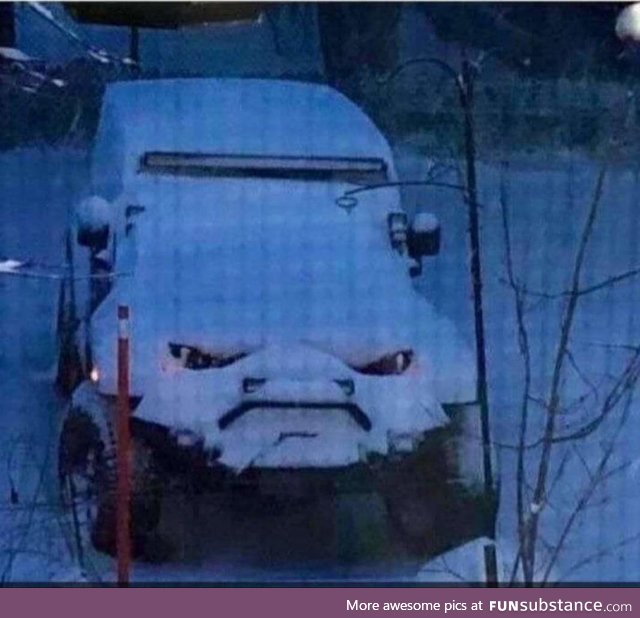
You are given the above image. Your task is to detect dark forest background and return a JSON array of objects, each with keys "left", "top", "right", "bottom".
[{"left": 1, "top": 2, "right": 638, "bottom": 154}]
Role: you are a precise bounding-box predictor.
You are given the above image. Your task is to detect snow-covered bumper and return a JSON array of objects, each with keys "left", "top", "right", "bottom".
[
  {"left": 132, "top": 398, "right": 497, "bottom": 558},
  {"left": 70, "top": 380, "right": 496, "bottom": 560},
  {"left": 130, "top": 344, "right": 450, "bottom": 472}
]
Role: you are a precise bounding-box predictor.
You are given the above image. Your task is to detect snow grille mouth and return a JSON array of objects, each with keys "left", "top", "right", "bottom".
[{"left": 217, "top": 400, "right": 372, "bottom": 432}]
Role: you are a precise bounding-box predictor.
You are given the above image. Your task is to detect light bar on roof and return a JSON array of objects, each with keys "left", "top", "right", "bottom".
[{"left": 139, "top": 152, "right": 388, "bottom": 183}]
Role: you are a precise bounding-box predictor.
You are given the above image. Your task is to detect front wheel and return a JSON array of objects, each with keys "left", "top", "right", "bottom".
[
  {"left": 59, "top": 407, "right": 165, "bottom": 560},
  {"left": 377, "top": 403, "right": 497, "bottom": 560}
]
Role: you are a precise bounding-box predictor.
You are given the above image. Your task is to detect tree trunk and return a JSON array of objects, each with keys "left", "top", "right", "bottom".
[
  {"left": 317, "top": 4, "right": 401, "bottom": 88},
  {"left": 0, "top": 2, "right": 15, "bottom": 47}
]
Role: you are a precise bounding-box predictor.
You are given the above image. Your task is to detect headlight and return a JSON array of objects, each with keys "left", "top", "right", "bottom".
[
  {"left": 89, "top": 366, "right": 100, "bottom": 383},
  {"left": 168, "top": 342, "right": 246, "bottom": 370},
  {"left": 352, "top": 350, "right": 413, "bottom": 376},
  {"left": 172, "top": 429, "right": 202, "bottom": 448},
  {"left": 387, "top": 430, "right": 418, "bottom": 453}
]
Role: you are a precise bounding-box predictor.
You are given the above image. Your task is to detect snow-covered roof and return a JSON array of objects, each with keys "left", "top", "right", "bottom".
[{"left": 92, "top": 78, "right": 395, "bottom": 196}]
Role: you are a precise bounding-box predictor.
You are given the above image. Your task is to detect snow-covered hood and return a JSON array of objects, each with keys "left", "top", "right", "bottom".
[
  {"left": 91, "top": 178, "right": 476, "bottom": 404},
  {"left": 97, "top": 179, "right": 421, "bottom": 358}
]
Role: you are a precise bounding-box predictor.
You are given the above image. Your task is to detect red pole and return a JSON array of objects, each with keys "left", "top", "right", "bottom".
[{"left": 116, "top": 305, "right": 131, "bottom": 586}]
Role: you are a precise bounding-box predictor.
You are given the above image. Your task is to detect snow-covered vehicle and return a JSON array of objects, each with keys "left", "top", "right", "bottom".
[{"left": 57, "top": 78, "right": 496, "bottom": 563}]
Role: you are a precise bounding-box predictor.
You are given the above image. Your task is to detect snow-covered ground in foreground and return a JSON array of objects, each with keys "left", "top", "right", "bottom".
[
  {"left": 0, "top": 148, "right": 88, "bottom": 581},
  {"left": 1, "top": 145, "right": 640, "bottom": 583},
  {"left": 486, "top": 160, "right": 640, "bottom": 583}
]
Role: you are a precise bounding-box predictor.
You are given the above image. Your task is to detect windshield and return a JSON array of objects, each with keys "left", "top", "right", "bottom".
[{"left": 139, "top": 151, "right": 388, "bottom": 185}]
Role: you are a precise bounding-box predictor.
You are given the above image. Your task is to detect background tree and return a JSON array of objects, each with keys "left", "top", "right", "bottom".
[
  {"left": 318, "top": 3, "right": 402, "bottom": 88},
  {"left": 0, "top": 2, "right": 15, "bottom": 47}
]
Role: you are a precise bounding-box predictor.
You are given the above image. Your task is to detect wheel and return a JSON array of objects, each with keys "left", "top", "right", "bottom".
[
  {"left": 58, "top": 407, "right": 103, "bottom": 561},
  {"left": 377, "top": 406, "right": 497, "bottom": 560},
  {"left": 59, "top": 407, "right": 164, "bottom": 560},
  {"left": 382, "top": 473, "right": 442, "bottom": 558}
]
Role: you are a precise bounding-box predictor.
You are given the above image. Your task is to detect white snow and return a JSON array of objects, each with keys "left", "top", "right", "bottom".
[
  {"left": 131, "top": 340, "right": 449, "bottom": 469},
  {"left": 417, "top": 537, "right": 494, "bottom": 583},
  {"left": 416, "top": 538, "right": 541, "bottom": 584},
  {"left": 75, "top": 195, "right": 111, "bottom": 232},
  {"left": 413, "top": 212, "right": 440, "bottom": 233},
  {"left": 87, "top": 49, "right": 111, "bottom": 65},
  {"left": 26, "top": 1, "right": 54, "bottom": 22},
  {"left": 91, "top": 78, "right": 397, "bottom": 199},
  {"left": 616, "top": 3, "right": 640, "bottom": 42},
  {"left": 0, "top": 47, "right": 34, "bottom": 62},
  {"left": 85, "top": 79, "right": 475, "bottom": 470},
  {"left": 93, "top": 180, "right": 473, "bottom": 391},
  {"left": 87, "top": 79, "right": 474, "bottom": 410},
  {"left": 0, "top": 259, "right": 25, "bottom": 274}
]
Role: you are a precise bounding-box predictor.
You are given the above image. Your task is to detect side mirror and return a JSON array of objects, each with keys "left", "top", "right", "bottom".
[
  {"left": 76, "top": 196, "right": 111, "bottom": 251},
  {"left": 408, "top": 212, "right": 440, "bottom": 259}
]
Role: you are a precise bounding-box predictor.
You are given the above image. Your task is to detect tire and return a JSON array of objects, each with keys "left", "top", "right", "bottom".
[
  {"left": 378, "top": 406, "right": 497, "bottom": 560},
  {"left": 382, "top": 472, "right": 441, "bottom": 558},
  {"left": 59, "top": 407, "right": 164, "bottom": 560},
  {"left": 377, "top": 435, "right": 449, "bottom": 558}
]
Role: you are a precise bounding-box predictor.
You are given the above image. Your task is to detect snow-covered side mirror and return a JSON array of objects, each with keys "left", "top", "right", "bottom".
[
  {"left": 76, "top": 196, "right": 112, "bottom": 251},
  {"left": 408, "top": 212, "right": 440, "bottom": 259}
]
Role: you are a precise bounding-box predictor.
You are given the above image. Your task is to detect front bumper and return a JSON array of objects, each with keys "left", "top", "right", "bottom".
[
  {"left": 73, "top": 384, "right": 496, "bottom": 563},
  {"left": 132, "top": 410, "right": 497, "bottom": 561},
  {"left": 132, "top": 362, "right": 449, "bottom": 470}
]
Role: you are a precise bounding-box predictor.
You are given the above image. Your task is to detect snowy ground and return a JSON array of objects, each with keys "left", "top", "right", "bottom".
[
  {"left": 0, "top": 148, "right": 88, "bottom": 581},
  {"left": 482, "top": 159, "right": 640, "bottom": 583},
  {"left": 398, "top": 149, "right": 640, "bottom": 583},
  {"left": 1, "top": 146, "right": 640, "bottom": 583}
]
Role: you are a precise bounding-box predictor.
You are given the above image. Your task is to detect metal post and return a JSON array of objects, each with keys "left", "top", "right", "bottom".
[
  {"left": 459, "top": 54, "right": 498, "bottom": 586},
  {"left": 130, "top": 26, "right": 139, "bottom": 63},
  {"left": 116, "top": 305, "right": 131, "bottom": 586},
  {"left": 0, "top": 2, "right": 16, "bottom": 48}
]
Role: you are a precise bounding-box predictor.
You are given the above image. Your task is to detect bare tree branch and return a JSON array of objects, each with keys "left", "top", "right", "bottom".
[
  {"left": 377, "top": 56, "right": 461, "bottom": 90},
  {"left": 504, "top": 267, "right": 640, "bottom": 301},
  {"left": 500, "top": 163, "right": 535, "bottom": 583},
  {"left": 523, "top": 164, "right": 607, "bottom": 581},
  {"left": 547, "top": 346, "right": 640, "bottom": 445},
  {"left": 541, "top": 390, "right": 634, "bottom": 584},
  {"left": 554, "top": 532, "right": 640, "bottom": 585}
]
